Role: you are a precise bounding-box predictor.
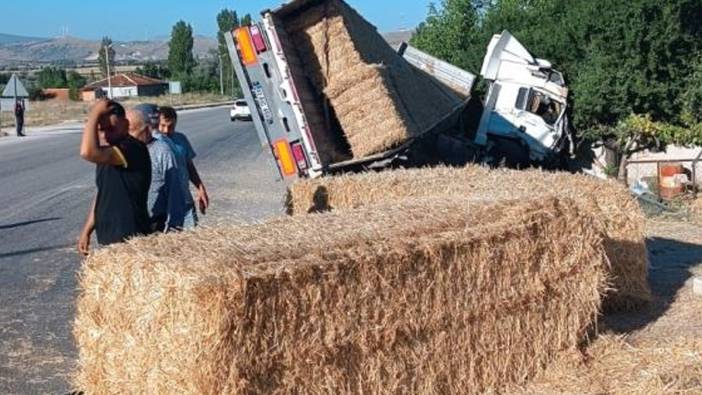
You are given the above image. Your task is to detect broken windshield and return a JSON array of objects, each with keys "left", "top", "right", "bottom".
[{"left": 516, "top": 88, "right": 563, "bottom": 126}]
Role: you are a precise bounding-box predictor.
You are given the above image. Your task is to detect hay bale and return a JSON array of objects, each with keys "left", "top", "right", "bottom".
[
  {"left": 287, "top": 166, "right": 651, "bottom": 311},
  {"left": 282, "top": 0, "right": 460, "bottom": 158},
  {"left": 75, "top": 197, "right": 607, "bottom": 394}
]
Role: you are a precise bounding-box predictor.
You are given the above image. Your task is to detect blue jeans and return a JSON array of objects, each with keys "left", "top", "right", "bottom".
[{"left": 183, "top": 204, "right": 198, "bottom": 229}]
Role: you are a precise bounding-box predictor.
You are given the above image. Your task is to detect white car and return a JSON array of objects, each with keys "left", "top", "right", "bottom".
[{"left": 230, "top": 100, "right": 252, "bottom": 121}]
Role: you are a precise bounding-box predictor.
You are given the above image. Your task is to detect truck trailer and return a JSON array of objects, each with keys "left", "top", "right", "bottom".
[{"left": 225, "top": 0, "right": 571, "bottom": 180}]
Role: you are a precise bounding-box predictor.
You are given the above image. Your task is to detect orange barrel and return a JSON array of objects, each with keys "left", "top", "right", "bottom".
[{"left": 659, "top": 164, "right": 685, "bottom": 200}]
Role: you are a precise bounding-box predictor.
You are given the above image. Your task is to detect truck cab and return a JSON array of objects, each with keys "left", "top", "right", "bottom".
[{"left": 477, "top": 31, "right": 570, "bottom": 163}]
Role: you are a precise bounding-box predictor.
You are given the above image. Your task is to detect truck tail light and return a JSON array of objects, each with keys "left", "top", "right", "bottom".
[
  {"left": 291, "top": 142, "right": 308, "bottom": 170},
  {"left": 235, "top": 27, "right": 257, "bottom": 66},
  {"left": 249, "top": 25, "right": 268, "bottom": 54},
  {"left": 274, "top": 139, "right": 297, "bottom": 177}
]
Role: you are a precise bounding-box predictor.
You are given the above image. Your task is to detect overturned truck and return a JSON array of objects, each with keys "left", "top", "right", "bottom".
[{"left": 225, "top": 0, "right": 571, "bottom": 180}]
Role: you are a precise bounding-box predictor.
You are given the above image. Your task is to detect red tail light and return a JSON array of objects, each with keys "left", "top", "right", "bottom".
[
  {"left": 291, "top": 142, "right": 308, "bottom": 171},
  {"left": 249, "top": 25, "right": 268, "bottom": 54}
]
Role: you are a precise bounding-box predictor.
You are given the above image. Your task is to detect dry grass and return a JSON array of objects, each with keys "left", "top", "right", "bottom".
[
  {"left": 74, "top": 196, "right": 608, "bottom": 394},
  {"left": 1, "top": 100, "right": 88, "bottom": 128},
  {"left": 513, "top": 335, "right": 702, "bottom": 394},
  {"left": 284, "top": 0, "right": 460, "bottom": 158},
  {"left": 121, "top": 93, "right": 230, "bottom": 109},
  {"left": 287, "top": 165, "right": 651, "bottom": 311},
  {"left": 0, "top": 93, "right": 230, "bottom": 128}
]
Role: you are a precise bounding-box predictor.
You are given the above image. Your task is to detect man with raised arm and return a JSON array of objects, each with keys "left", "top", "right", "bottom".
[{"left": 77, "top": 100, "right": 152, "bottom": 255}]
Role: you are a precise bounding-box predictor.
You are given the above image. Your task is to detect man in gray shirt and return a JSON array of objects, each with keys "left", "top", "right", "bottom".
[{"left": 127, "top": 108, "right": 186, "bottom": 232}]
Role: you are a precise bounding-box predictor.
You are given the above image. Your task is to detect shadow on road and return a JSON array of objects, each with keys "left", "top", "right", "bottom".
[
  {"left": 603, "top": 236, "right": 702, "bottom": 333},
  {"left": 0, "top": 243, "right": 72, "bottom": 259},
  {"left": 0, "top": 217, "right": 61, "bottom": 230}
]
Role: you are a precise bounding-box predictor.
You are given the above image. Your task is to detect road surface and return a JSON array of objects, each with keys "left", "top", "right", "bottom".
[{"left": 0, "top": 107, "right": 284, "bottom": 394}]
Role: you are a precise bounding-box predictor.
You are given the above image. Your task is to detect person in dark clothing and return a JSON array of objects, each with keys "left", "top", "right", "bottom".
[
  {"left": 77, "top": 100, "right": 152, "bottom": 255},
  {"left": 14, "top": 100, "right": 25, "bottom": 137}
]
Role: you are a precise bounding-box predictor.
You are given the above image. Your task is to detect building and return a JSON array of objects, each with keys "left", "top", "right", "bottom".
[
  {"left": 42, "top": 88, "right": 71, "bottom": 101},
  {"left": 81, "top": 72, "right": 169, "bottom": 101}
]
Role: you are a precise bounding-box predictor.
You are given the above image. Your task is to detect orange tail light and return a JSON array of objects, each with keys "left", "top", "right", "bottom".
[
  {"left": 274, "top": 139, "right": 297, "bottom": 177},
  {"left": 235, "top": 27, "right": 257, "bottom": 66}
]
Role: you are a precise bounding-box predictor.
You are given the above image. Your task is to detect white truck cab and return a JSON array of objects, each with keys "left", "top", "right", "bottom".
[{"left": 477, "top": 31, "right": 570, "bottom": 162}]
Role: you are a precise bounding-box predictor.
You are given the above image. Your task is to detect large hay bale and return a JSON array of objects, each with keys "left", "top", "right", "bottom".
[
  {"left": 287, "top": 166, "right": 651, "bottom": 311},
  {"left": 75, "top": 197, "right": 607, "bottom": 394},
  {"left": 282, "top": 0, "right": 460, "bottom": 158}
]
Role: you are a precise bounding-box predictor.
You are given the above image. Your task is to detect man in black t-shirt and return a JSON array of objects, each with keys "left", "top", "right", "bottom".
[{"left": 77, "top": 100, "right": 152, "bottom": 255}]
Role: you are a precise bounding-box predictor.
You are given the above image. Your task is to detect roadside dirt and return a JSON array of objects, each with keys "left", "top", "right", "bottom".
[{"left": 515, "top": 217, "right": 702, "bottom": 394}]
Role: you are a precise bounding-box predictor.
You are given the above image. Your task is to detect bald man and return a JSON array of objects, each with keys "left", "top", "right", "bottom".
[{"left": 127, "top": 108, "right": 186, "bottom": 232}]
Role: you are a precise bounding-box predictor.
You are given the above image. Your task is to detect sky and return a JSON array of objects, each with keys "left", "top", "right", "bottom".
[{"left": 1, "top": 0, "right": 433, "bottom": 41}]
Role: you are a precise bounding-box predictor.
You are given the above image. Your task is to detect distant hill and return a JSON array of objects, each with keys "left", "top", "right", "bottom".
[
  {"left": 0, "top": 31, "right": 410, "bottom": 67},
  {"left": 0, "top": 34, "right": 218, "bottom": 67},
  {"left": 0, "top": 33, "right": 46, "bottom": 45}
]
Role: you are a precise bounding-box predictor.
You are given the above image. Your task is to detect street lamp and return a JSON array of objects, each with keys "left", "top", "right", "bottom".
[{"left": 104, "top": 43, "right": 113, "bottom": 99}]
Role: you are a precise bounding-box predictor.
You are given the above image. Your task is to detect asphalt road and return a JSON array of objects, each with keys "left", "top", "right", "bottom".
[{"left": 0, "top": 107, "right": 284, "bottom": 394}]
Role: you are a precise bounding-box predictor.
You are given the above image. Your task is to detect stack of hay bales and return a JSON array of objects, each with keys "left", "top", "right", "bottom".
[
  {"left": 283, "top": 0, "right": 460, "bottom": 158},
  {"left": 287, "top": 166, "right": 651, "bottom": 311},
  {"left": 75, "top": 197, "right": 607, "bottom": 394}
]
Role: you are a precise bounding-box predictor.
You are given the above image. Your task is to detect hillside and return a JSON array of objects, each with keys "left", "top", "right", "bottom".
[
  {"left": 0, "top": 31, "right": 412, "bottom": 67},
  {"left": 0, "top": 34, "right": 218, "bottom": 67},
  {"left": 0, "top": 33, "right": 46, "bottom": 44}
]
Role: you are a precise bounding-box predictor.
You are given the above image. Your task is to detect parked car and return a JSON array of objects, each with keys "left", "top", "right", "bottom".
[{"left": 230, "top": 100, "right": 252, "bottom": 121}]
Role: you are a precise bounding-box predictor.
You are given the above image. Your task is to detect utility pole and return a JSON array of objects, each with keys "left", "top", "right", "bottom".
[
  {"left": 219, "top": 55, "right": 224, "bottom": 96},
  {"left": 105, "top": 44, "right": 113, "bottom": 99}
]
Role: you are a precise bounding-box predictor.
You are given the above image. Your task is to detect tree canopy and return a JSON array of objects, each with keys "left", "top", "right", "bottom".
[
  {"left": 97, "top": 36, "right": 115, "bottom": 79},
  {"left": 411, "top": 0, "right": 702, "bottom": 148},
  {"left": 217, "top": 8, "right": 240, "bottom": 96},
  {"left": 168, "top": 21, "right": 196, "bottom": 77}
]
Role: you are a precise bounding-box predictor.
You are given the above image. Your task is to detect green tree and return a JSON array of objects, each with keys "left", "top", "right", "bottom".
[
  {"left": 181, "top": 49, "right": 220, "bottom": 93},
  {"left": 412, "top": 0, "right": 702, "bottom": 171},
  {"left": 168, "top": 21, "right": 196, "bottom": 77},
  {"left": 136, "top": 62, "right": 170, "bottom": 79},
  {"left": 37, "top": 67, "right": 68, "bottom": 88},
  {"left": 681, "top": 55, "right": 702, "bottom": 124},
  {"left": 67, "top": 71, "right": 87, "bottom": 101},
  {"left": 240, "top": 14, "right": 252, "bottom": 26},
  {"left": 217, "top": 8, "right": 239, "bottom": 96},
  {"left": 411, "top": 0, "right": 483, "bottom": 72},
  {"left": 98, "top": 36, "right": 115, "bottom": 79}
]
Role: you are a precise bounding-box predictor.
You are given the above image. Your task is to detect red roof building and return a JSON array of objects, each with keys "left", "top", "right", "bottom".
[{"left": 81, "top": 72, "right": 169, "bottom": 101}]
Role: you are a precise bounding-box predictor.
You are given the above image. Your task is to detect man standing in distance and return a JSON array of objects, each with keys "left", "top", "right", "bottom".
[
  {"left": 14, "top": 100, "right": 25, "bottom": 137},
  {"left": 157, "top": 106, "right": 209, "bottom": 228},
  {"left": 77, "top": 100, "right": 152, "bottom": 255}
]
